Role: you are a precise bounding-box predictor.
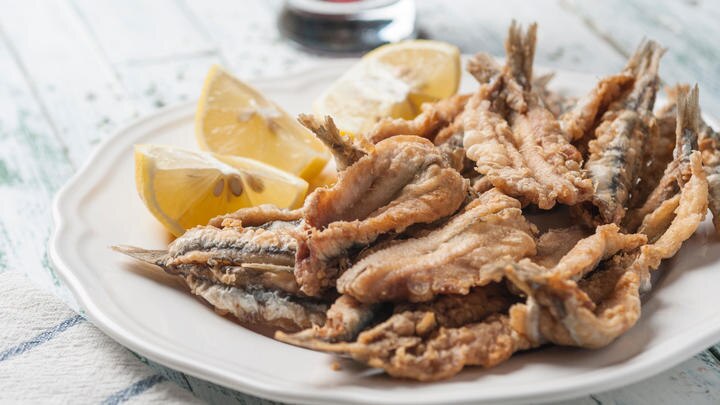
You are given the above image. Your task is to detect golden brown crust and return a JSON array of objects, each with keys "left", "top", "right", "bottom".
[
  {"left": 463, "top": 22, "right": 592, "bottom": 209},
  {"left": 296, "top": 136, "right": 468, "bottom": 296}
]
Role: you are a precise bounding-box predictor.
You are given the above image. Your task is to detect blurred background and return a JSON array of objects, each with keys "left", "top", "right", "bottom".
[{"left": 2, "top": 0, "right": 720, "bottom": 404}]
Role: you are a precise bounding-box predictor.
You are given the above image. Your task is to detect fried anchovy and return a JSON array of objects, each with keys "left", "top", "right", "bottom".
[
  {"left": 113, "top": 212, "right": 335, "bottom": 331},
  {"left": 421, "top": 56, "right": 500, "bottom": 175},
  {"left": 695, "top": 101, "right": 720, "bottom": 233},
  {"left": 560, "top": 73, "right": 634, "bottom": 142},
  {"left": 185, "top": 276, "right": 327, "bottom": 331},
  {"left": 296, "top": 135, "right": 467, "bottom": 296},
  {"left": 393, "top": 282, "right": 519, "bottom": 328},
  {"left": 507, "top": 254, "right": 641, "bottom": 349},
  {"left": 276, "top": 295, "right": 384, "bottom": 346},
  {"left": 114, "top": 240, "right": 327, "bottom": 331},
  {"left": 209, "top": 204, "right": 302, "bottom": 228},
  {"left": 580, "top": 40, "right": 665, "bottom": 225},
  {"left": 170, "top": 223, "right": 297, "bottom": 266},
  {"left": 624, "top": 85, "right": 700, "bottom": 231},
  {"left": 278, "top": 284, "right": 527, "bottom": 381},
  {"left": 633, "top": 151, "right": 708, "bottom": 282},
  {"left": 362, "top": 92, "right": 474, "bottom": 174},
  {"left": 510, "top": 150, "right": 706, "bottom": 350},
  {"left": 463, "top": 22, "right": 592, "bottom": 208},
  {"left": 366, "top": 94, "right": 470, "bottom": 144},
  {"left": 653, "top": 84, "right": 720, "bottom": 233},
  {"left": 626, "top": 85, "right": 684, "bottom": 212},
  {"left": 336, "top": 189, "right": 537, "bottom": 303}
]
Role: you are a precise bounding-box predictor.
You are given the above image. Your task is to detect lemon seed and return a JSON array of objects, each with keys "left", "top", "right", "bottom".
[
  {"left": 229, "top": 175, "right": 244, "bottom": 196},
  {"left": 244, "top": 174, "right": 265, "bottom": 193},
  {"left": 213, "top": 178, "right": 225, "bottom": 196}
]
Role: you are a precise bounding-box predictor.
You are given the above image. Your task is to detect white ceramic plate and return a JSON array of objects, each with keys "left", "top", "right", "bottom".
[{"left": 50, "top": 59, "right": 720, "bottom": 405}]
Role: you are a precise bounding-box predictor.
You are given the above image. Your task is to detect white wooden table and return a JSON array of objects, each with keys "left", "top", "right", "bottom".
[{"left": 2, "top": 0, "right": 720, "bottom": 403}]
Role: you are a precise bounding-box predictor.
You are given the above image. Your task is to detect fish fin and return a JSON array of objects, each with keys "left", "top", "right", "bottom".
[
  {"left": 297, "top": 114, "right": 367, "bottom": 170},
  {"left": 111, "top": 245, "right": 168, "bottom": 266},
  {"left": 275, "top": 330, "right": 356, "bottom": 353},
  {"left": 467, "top": 53, "right": 501, "bottom": 84},
  {"left": 505, "top": 20, "right": 537, "bottom": 90}
]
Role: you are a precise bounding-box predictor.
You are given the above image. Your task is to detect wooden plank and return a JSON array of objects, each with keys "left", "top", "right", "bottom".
[
  {"left": 558, "top": 351, "right": 720, "bottom": 404},
  {"left": 0, "top": 0, "right": 139, "bottom": 165},
  {"left": 561, "top": 0, "right": 720, "bottom": 115},
  {"left": 417, "top": 0, "right": 626, "bottom": 74},
  {"left": 0, "top": 32, "right": 77, "bottom": 305},
  {"left": 116, "top": 56, "right": 221, "bottom": 113},
  {"left": 182, "top": 0, "right": 318, "bottom": 79},
  {"left": 70, "top": 0, "right": 222, "bottom": 113},
  {"left": 70, "top": 0, "right": 215, "bottom": 64}
]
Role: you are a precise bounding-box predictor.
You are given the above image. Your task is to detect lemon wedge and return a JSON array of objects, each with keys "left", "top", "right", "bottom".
[
  {"left": 196, "top": 65, "right": 330, "bottom": 182},
  {"left": 314, "top": 40, "right": 460, "bottom": 135},
  {"left": 135, "top": 144, "right": 308, "bottom": 236}
]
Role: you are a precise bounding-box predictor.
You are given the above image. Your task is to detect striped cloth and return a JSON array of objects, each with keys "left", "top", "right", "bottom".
[{"left": 0, "top": 270, "right": 278, "bottom": 404}]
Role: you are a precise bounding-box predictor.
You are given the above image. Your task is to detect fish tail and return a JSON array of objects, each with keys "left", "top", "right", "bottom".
[
  {"left": 625, "top": 40, "right": 665, "bottom": 111},
  {"left": 675, "top": 84, "right": 700, "bottom": 142},
  {"left": 298, "top": 113, "right": 367, "bottom": 170},
  {"left": 111, "top": 245, "right": 168, "bottom": 267},
  {"left": 625, "top": 40, "right": 662, "bottom": 73},
  {"left": 664, "top": 83, "right": 691, "bottom": 105},
  {"left": 467, "top": 52, "right": 502, "bottom": 85},
  {"left": 275, "top": 330, "right": 357, "bottom": 353},
  {"left": 505, "top": 20, "right": 537, "bottom": 90}
]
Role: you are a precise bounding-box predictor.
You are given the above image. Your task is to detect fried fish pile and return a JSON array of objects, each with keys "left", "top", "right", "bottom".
[{"left": 115, "top": 22, "right": 720, "bottom": 381}]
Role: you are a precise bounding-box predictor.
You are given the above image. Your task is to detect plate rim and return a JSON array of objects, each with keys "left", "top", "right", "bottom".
[{"left": 49, "top": 60, "right": 720, "bottom": 405}]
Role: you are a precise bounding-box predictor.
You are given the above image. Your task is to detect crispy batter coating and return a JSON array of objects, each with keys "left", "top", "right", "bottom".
[
  {"left": 296, "top": 136, "right": 467, "bottom": 296},
  {"left": 531, "top": 226, "right": 589, "bottom": 268},
  {"left": 560, "top": 73, "right": 634, "bottom": 142},
  {"left": 655, "top": 87, "right": 720, "bottom": 232},
  {"left": 580, "top": 41, "right": 664, "bottom": 225},
  {"left": 209, "top": 204, "right": 302, "bottom": 228},
  {"left": 624, "top": 85, "right": 700, "bottom": 231},
  {"left": 277, "top": 283, "right": 514, "bottom": 352},
  {"left": 509, "top": 151, "right": 706, "bottom": 350},
  {"left": 337, "top": 189, "right": 536, "bottom": 303},
  {"left": 276, "top": 295, "right": 381, "bottom": 345},
  {"left": 544, "top": 224, "right": 646, "bottom": 281},
  {"left": 507, "top": 253, "right": 642, "bottom": 349},
  {"left": 633, "top": 152, "right": 707, "bottom": 278},
  {"left": 280, "top": 310, "right": 531, "bottom": 381},
  {"left": 397, "top": 283, "right": 517, "bottom": 327},
  {"left": 626, "top": 90, "right": 679, "bottom": 213},
  {"left": 366, "top": 94, "right": 470, "bottom": 144},
  {"left": 463, "top": 23, "right": 592, "bottom": 209},
  {"left": 694, "top": 92, "right": 720, "bottom": 233}
]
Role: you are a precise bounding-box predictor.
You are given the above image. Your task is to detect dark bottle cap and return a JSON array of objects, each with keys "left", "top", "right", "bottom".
[{"left": 279, "top": 0, "right": 416, "bottom": 55}]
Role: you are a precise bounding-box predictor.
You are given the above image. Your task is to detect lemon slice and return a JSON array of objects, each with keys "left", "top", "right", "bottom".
[
  {"left": 314, "top": 40, "right": 460, "bottom": 135},
  {"left": 135, "top": 144, "right": 308, "bottom": 236},
  {"left": 196, "top": 65, "right": 330, "bottom": 181}
]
